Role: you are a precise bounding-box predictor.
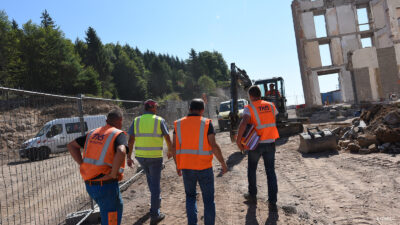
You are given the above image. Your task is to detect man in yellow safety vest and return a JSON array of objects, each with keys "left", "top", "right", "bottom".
[{"left": 127, "top": 99, "right": 172, "bottom": 224}]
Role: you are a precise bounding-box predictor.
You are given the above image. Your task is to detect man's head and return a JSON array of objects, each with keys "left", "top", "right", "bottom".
[
  {"left": 106, "top": 108, "right": 123, "bottom": 129},
  {"left": 248, "top": 85, "right": 261, "bottom": 101},
  {"left": 144, "top": 99, "right": 158, "bottom": 113},
  {"left": 189, "top": 98, "right": 205, "bottom": 115},
  {"left": 269, "top": 83, "right": 275, "bottom": 90}
]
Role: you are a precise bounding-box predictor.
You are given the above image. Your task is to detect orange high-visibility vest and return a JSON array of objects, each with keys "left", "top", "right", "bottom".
[
  {"left": 80, "top": 125, "right": 126, "bottom": 181},
  {"left": 174, "top": 116, "right": 213, "bottom": 170},
  {"left": 266, "top": 90, "right": 280, "bottom": 97},
  {"left": 245, "top": 100, "right": 279, "bottom": 142}
]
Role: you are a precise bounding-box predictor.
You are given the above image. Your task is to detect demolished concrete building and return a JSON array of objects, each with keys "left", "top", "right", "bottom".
[{"left": 292, "top": 0, "right": 400, "bottom": 107}]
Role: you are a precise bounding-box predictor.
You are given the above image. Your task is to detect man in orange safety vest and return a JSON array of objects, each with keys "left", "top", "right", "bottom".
[
  {"left": 68, "top": 109, "right": 128, "bottom": 225},
  {"left": 172, "top": 98, "right": 228, "bottom": 225},
  {"left": 236, "top": 86, "right": 279, "bottom": 212}
]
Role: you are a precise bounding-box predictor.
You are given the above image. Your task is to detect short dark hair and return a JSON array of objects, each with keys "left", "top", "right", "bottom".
[
  {"left": 189, "top": 98, "right": 205, "bottom": 111},
  {"left": 248, "top": 85, "right": 261, "bottom": 98},
  {"left": 107, "top": 108, "right": 123, "bottom": 124}
]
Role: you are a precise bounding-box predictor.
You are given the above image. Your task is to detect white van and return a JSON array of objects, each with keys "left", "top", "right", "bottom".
[{"left": 19, "top": 115, "right": 106, "bottom": 161}]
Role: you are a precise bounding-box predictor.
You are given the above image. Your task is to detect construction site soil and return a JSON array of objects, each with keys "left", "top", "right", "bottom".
[
  {"left": 112, "top": 128, "right": 400, "bottom": 225},
  {"left": 2, "top": 103, "right": 400, "bottom": 224}
]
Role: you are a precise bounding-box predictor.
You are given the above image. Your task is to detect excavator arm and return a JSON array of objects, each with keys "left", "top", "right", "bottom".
[{"left": 229, "top": 63, "right": 252, "bottom": 142}]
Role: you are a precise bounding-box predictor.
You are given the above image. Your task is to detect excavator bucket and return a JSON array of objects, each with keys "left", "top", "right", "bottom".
[{"left": 299, "top": 127, "right": 337, "bottom": 153}]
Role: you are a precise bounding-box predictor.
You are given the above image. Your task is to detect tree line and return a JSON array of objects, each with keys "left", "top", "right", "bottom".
[{"left": 0, "top": 10, "right": 231, "bottom": 101}]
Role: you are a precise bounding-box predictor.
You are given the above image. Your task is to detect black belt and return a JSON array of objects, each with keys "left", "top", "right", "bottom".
[{"left": 85, "top": 179, "right": 118, "bottom": 186}]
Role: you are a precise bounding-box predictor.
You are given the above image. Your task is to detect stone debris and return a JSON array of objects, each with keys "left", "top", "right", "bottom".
[{"left": 337, "top": 104, "right": 400, "bottom": 154}]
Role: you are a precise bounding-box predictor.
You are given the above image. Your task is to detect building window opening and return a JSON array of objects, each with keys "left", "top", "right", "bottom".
[
  {"left": 361, "top": 37, "right": 372, "bottom": 48},
  {"left": 319, "top": 44, "right": 332, "bottom": 66},
  {"left": 397, "top": 8, "right": 400, "bottom": 26},
  {"left": 357, "top": 7, "right": 370, "bottom": 31},
  {"left": 314, "top": 15, "right": 327, "bottom": 38},
  {"left": 318, "top": 73, "right": 341, "bottom": 105}
]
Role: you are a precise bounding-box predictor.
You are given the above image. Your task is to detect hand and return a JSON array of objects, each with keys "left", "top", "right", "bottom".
[
  {"left": 167, "top": 150, "right": 173, "bottom": 159},
  {"left": 220, "top": 163, "right": 228, "bottom": 175},
  {"left": 176, "top": 168, "right": 182, "bottom": 176},
  {"left": 127, "top": 158, "right": 134, "bottom": 168},
  {"left": 236, "top": 142, "right": 245, "bottom": 152}
]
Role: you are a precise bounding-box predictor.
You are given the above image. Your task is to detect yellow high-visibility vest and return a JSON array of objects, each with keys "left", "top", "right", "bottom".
[{"left": 134, "top": 114, "right": 164, "bottom": 158}]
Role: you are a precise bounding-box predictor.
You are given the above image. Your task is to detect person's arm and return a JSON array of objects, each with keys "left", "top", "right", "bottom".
[
  {"left": 109, "top": 145, "right": 126, "bottom": 179},
  {"left": 67, "top": 140, "right": 83, "bottom": 165},
  {"left": 236, "top": 115, "right": 251, "bottom": 153},
  {"left": 208, "top": 134, "right": 228, "bottom": 175},
  {"left": 164, "top": 134, "right": 173, "bottom": 159},
  {"left": 172, "top": 132, "right": 181, "bottom": 176},
  {"left": 127, "top": 135, "right": 135, "bottom": 167}
]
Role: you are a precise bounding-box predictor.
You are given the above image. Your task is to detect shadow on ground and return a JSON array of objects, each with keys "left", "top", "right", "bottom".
[
  {"left": 275, "top": 137, "right": 289, "bottom": 146},
  {"left": 301, "top": 150, "right": 339, "bottom": 159},
  {"left": 226, "top": 151, "right": 246, "bottom": 170},
  {"left": 245, "top": 201, "right": 279, "bottom": 225},
  {"left": 132, "top": 212, "right": 150, "bottom": 225}
]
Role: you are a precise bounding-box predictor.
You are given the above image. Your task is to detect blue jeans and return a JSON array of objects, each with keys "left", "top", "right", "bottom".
[
  {"left": 182, "top": 167, "right": 215, "bottom": 225},
  {"left": 85, "top": 181, "right": 123, "bottom": 225},
  {"left": 136, "top": 157, "right": 163, "bottom": 218},
  {"left": 248, "top": 143, "right": 278, "bottom": 204}
]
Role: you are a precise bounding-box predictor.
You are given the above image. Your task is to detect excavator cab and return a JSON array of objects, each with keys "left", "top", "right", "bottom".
[
  {"left": 229, "top": 63, "right": 304, "bottom": 141},
  {"left": 254, "top": 77, "right": 288, "bottom": 122}
]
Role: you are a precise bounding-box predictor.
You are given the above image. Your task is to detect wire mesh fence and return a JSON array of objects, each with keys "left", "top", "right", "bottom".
[
  {"left": 0, "top": 87, "right": 143, "bottom": 225},
  {"left": 0, "top": 86, "right": 223, "bottom": 225}
]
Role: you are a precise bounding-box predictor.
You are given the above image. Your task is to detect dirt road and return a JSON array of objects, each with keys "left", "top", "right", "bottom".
[{"left": 117, "top": 131, "right": 400, "bottom": 225}]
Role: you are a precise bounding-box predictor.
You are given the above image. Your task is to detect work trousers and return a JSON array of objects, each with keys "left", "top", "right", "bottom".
[
  {"left": 85, "top": 181, "right": 123, "bottom": 225},
  {"left": 182, "top": 167, "right": 215, "bottom": 225},
  {"left": 136, "top": 157, "right": 163, "bottom": 218},
  {"left": 248, "top": 142, "right": 278, "bottom": 204}
]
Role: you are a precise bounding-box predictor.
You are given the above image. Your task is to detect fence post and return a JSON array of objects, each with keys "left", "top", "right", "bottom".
[{"left": 76, "top": 94, "right": 94, "bottom": 210}]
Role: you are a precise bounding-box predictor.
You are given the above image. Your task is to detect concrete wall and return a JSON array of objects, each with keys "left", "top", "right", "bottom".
[
  {"left": 339, "top": 70, "right": 355, "bottom": 102},
  {"left": 305, "top": 41, "right": 322, "bottom": 68},
  {"left": 351, "top": 47, "right": 380, "bottom": 100},
  {"left": 336, "top": 5, "right": 357, "bottom": 34},
  {"left": 387, "top": 0, "right": 400, "bottom": 42},
  {"left": 310, "top": 71, "right": 322, "bottom": 105},
  {"left": 377, "top": 46, "right": 400, "bottom": 98},
  {"left": 354, "top": 67, "right": 373, "bottom": 101},
  {"left": 372, "top": 0, "right": 386, "bottom": 30},
  {"left": 331, "top": 38, "right": 344, "bottom": 65},
  {"left": 301, "top": 12, "right": 317, "bottom": 39}
]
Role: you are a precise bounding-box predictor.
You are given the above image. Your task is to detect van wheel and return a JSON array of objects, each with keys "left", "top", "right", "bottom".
[
  {"left": 38, "top": 147, "right": 50, "bottom": 160},
  {"left": 27, "top": 148, "right": 37, "bottom": 162},
  {"left": 44, "top": 147, "right": 50, "bottom": 159}
]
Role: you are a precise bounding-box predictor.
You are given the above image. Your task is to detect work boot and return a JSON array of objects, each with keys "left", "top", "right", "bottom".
[
  {"left": 243, "top": 193, "right": 257, "bottom": 203},
  {"left": 268, "top": 202, "right": 278, "bottom": 212},
  {"left": 150, "top": 212, "right": 165, "bottom": 225}
]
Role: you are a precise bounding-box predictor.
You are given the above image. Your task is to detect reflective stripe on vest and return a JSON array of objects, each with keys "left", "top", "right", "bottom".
[
  {"left": 249, "top": 102, "right": 276, "bottom": 130},
  {"left": 82, "top": 129, "right": 124, "bottom": 173},
  {"left": 135, "top": 116, "right": 163, "bottom": 138},
  {"left": 83, "top": 129, "right": 96, "bottom": 155},
  {"left": 176, "top": 117, "right": 212, "bottom": 156}
]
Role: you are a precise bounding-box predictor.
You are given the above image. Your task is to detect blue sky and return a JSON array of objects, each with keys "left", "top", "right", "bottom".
[{"left": 1, "top": 0, "right": 341, "bottom": 105}]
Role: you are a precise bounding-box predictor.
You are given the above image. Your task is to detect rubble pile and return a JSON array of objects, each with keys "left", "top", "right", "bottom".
[
  {"left": 334, "top": 104, "right": 400, "bottom": 154},
  {"left": 296, "top": 104, "right": 357, "bottom": 123}
]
